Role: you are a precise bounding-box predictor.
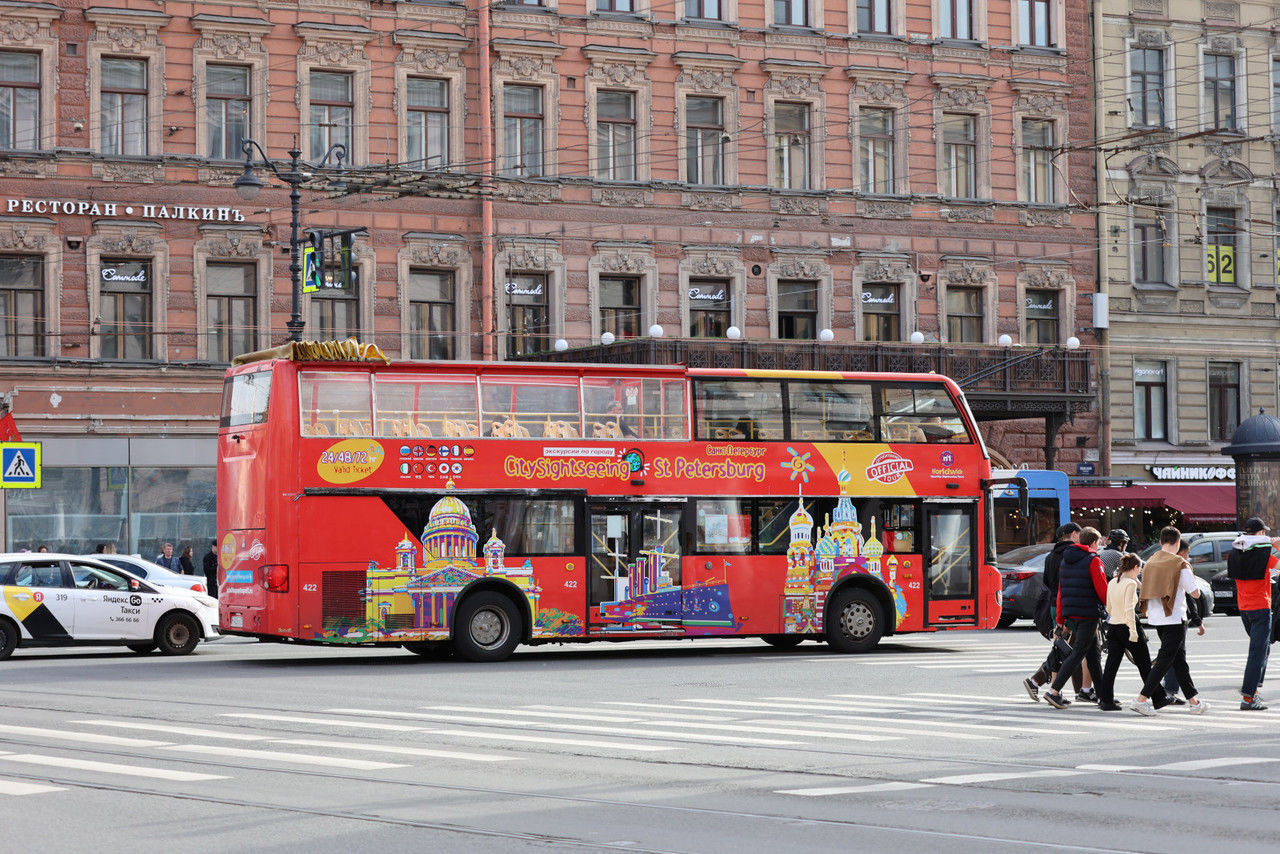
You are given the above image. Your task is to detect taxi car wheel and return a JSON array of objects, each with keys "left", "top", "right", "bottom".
[
  {"left": 155, "top": 613, "right": 201, "bottom": 656},
  {"left": 0, "top": 618, "right": 16, "bottom": 661},
  {"left": 126, "top": 642, "right": 157, "bottom": 654},
  {"left": 452, "top": 592, "right": 522, "bottom": 662}
]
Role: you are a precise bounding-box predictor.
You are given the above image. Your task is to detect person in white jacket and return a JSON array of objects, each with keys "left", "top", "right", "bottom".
[{"left": 1096, "top": 554, "right": 1152, "bottom": 711}]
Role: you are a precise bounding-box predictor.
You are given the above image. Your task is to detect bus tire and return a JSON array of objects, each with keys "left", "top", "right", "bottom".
[
  {"left": 0, "top": 618, "right": 17, "bottom": 661},
  {"left": 403, "top": 641, "right": 452, "bottom": 659},
  {"left": 155, "top": 612, "right": 201, "bottom": 656},
  {"left": 453, "top": 592, "right": 521, "bottom": 662},
  {"left": 826, "top": 588, "right": 883, "bottom": 654},
  {"left": 126, "top": 642, "right": 157, "bottom": 654},
  {"left": 762, "top": 634, "right": 803, "bottom": 649}
]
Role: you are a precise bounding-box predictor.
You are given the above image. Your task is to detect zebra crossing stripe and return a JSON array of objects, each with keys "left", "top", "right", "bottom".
[
  {"left": 0, "top": 753, "right": 226, "bottom": 781},
  {"left": 778, "top": 781, "right": 933, "bottom": 796},
  {"left": 0, "top": 778, "right": 66, "bottom": 796}
]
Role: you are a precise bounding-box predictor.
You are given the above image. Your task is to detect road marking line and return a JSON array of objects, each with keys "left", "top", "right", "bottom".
[
  {"left": 556, "top": 703, "right": 738, "bottom": 722},
  {"left": 67, "top": 720, "right": 270, "bottom": 742},
  {"left": 429, "top": 706, "right": 643, "bottom": 723},
  {"left": 642, "top": 719, "right": 899, "bottom": 743},
  {"left": 273, "top": 739, "right": 518, "bottom": 763},
  {"left": 735, "top": 719, "right": 991, "bottom": 740},
  {"left": 417, "top": 728, "right": 678, "bottom": 751},
  {"left": 163, "top": 744, "right": 406, "bottom": 770},
  {"left": 0, "top": 778, "right": 65, "bottom": 796},
  {"left": 0, "top": 754, "right": 226, "bottom": 781},
  {"left": 1079, "top": 757, "right": 1280, "bottom": 773},
  {"left": 777, "top": 781, "right": 934, "bottom": 796},
  {"left": 0, "top": 723, "right": 170, "bottom": 748},
  {"left": 921, "top": 769, "right": 1087, "bottom": 785},
  {"left": 221, "top": 713, "right": 422, "bottom": 732}
]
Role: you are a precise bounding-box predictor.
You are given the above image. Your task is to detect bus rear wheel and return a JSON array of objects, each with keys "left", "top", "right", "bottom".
[
  {"left": 826, "top": 588, "right": 883, "bottom": 653},
  {"left": 404, "top": 641, "right": 452, "bottom": 659},
  {"left": 453, "top": 592, "right": 521, "bottom": 662},
  {"left": 762, "top": 634, "right": 803, "bottom": 649}
]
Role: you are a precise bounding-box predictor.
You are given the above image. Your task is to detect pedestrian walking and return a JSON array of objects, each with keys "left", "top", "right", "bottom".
[
  {"left": 1097, "top": 529, "right": 1130, "bottom": 580},
  {"left": 1023, "top": 522, "right": 1086, "bottom": 701},
  {"left": 1131, "top": 526, "right": 1209, "bottom": 716},
  {"left": 202, "top": 541, "right": 219, "bottom": 599},
  {"left": 154, "top": 542, "right": 181, "bottom": 572},
  {"left": 178, "top": 545, "right": 195, "bottom": 575},
  {"left": 1227, "top": 517, "right": 1280, "bottom": 710},
  {"left": 1097, "top": 554, "right": 1153, "bottom": 711},
  {"left": 1162, "top": 539, "right": 1207, "bottom": 705},
  {"left": 1044, "top": 527, "right": 1108, "bottom": 709}
]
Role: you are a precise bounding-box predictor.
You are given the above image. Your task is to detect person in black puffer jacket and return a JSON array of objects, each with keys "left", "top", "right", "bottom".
[
  {"left": 1043, "top": 527, "right": 1109, "bottom": 709},
  {"left": 1022, "top": 523, "right": 1084, "bottom": 702}
]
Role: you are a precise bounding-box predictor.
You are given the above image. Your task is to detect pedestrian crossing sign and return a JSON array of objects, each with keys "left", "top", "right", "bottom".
[{"left": 0, "top": 442, "right": 40, "bottom": 488}]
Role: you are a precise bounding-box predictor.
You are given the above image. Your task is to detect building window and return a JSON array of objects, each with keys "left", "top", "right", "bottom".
[
  {"left": 856, "top": 0, "right": 890, "bottom": 33},
  {"left": 597, "top": 0, "right": 634, "bottom": 10},
  {"left": 686, "top": 96, "right": 724, "bottom": 185},
  {"left": 688, "top": 278, "right": 731, "bottom": 337},
  {"left": 1134, "top": 360, "right": 1167, "bottom": 441},
  {"left": 777, "top": 280, "right": 817, "bottom": 339},
  {"left": 506, "top": 273, "right": 549, "bottom": 356},
  {"left": 687, "top": 0, "right": 722, "bottom": 20},
  {"left": 596, "top": 90, "right": 636, "bottom": 181},
  {"left": 99, "top": 259, "right": 152, "bottom": 360},
  {"left": 408, "top": 269, "right": 456, "bottom": 360},
  {"left": 503, "top": 84, "right": 544, "bottom": 178},
  {"left": 1205, "top": 53, "right": 1237, "bottom": 131},
  {"left": 1206, "top": 206, "right": 1237, "bottom": 286},
  {"left": 946, "top": 286, "right": 983, "bottom": 343},
  {"left": 861, "top": 283, "right": 900, "bottom": 342},
  {"left": 100, "top": 58, "right": 147, "bottom": 156},
  {"left": 775, "top": 0, "right": 808, "bottom": 26},
  {"left": 941, "top": 113, "right": 976, "bottom": 198},
  {"left": 407, "top": 77, "right": 449, "bottom": 170},
  {"left": 1019, "top": 0, "right": 1053, "bottom": 47},
  {"left": 1134, "top": 213, "right": 1168, "bottom": 285},
  {"left": 859, "top": 108, "right": 895, "bottom": 194},
  {"left": 0, "top": 51, "right": 39, "bottom": 151},
  {"left": 1022, "top": 119, "right": 1055, "bottom": 204},
  {"left": 773, "top": 102, "right": 810, "bottom": 190},
  {"left": 940, "top": 0, "right": 973, "bottom": 39},
  {"left": 1024, "top": 288, "right": 1058, "bottom": 345},
  {"left": 1209, "top": 362, "right": 1240, "bottom": 441},
  {"left": 310, "top": 285, "right": 358, "bottom": 341},
  {"left": 1131, "top": 48, "right": 1165, "bottom": 127},
  {"left": 599, "top": 277, "right": 641, "bottom": 339},
  {"left": 309, "top": 71, "right": 353, "bottom": 161},
  {"left": 206, "top": 64, "right": 249, "bottom": 161},
  {"left": 206, "top": 263, "right": 256, "bottom": 363},
  {"left": 0, "top": 256, "right": 44, "bottom": 357}
]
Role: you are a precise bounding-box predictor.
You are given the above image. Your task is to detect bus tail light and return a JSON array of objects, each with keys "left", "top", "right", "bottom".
[{"left": 261, "top": 565, "right": 289, "bottom": 592}]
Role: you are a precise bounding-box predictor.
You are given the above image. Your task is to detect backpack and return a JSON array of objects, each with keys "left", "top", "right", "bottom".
[
  {"left": 1032, "top": 587, "right": 1055, "bottom": 640},
  {"left": 1227, "top": 546, "right": 1270, "bottom": 581}
]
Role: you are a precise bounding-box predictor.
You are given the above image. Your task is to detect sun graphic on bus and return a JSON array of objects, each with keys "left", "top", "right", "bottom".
[{"left": 781, "top": 447, "right": 815, "bottom": 483}]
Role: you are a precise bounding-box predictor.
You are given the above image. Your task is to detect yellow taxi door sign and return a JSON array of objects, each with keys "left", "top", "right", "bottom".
[{"left": 0, "top": 442, "right": 40, "bottom": 488}]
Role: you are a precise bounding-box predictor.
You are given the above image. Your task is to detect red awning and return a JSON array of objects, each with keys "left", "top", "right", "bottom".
[{"left": 1071, "top": 484, "right": 1236, "bottom": 524}]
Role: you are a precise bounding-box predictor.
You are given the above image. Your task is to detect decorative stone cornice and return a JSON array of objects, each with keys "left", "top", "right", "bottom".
[
  {"left": 847, "top": 66, "right": 912, "bottom": 105},
  {"left": 393, "top": 32, "right": 469, "bottom": 74},
  {"left": 0, "top": 1, "right": 60, "bottom": 44},
  {"left": 942, "top": 262, "right": 991, "bottom": 285}
]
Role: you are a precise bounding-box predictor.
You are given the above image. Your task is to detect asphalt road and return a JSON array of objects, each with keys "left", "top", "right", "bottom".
[{"left": 2, "top": 616, "right": 1277, "bottom": 854}]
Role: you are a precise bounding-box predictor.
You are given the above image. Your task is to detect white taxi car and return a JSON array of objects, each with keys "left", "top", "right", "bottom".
[{"left": 0, "top": 552, "right": 220, "bottom": 660}]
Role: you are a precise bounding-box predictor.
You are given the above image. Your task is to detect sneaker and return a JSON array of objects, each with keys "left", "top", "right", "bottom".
[
  {"left": 1023, "top": 677, "right": 1041, "bottom": 703},
  {"left": 1075, "top": 688, "right": 1098, "bottom": 703},
  {"left": 1130, "top": 698, "right": 1157, "bottom": 716},
  {"left": 1188, "top": 699, "right": 1210, "bottom": 715},
  {"left": 1098, "top": 701, "right": 1123, "bottom": 711},
  {"left": 1166, "top": 694, "right": 1187, "bottom": 706},
  {"left": 1044, "top": 690, "right": 1071, "bottom": 709},
  {"left": 1241, "top": 697, "right": 1269, "bottom": 711}
]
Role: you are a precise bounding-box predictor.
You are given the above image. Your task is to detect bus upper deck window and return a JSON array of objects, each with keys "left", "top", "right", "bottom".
[
  {"left": 374, "top": 375, "right": 478, "bottom": 439},
  {"left": 581, "top": 377, "right": 687, "bottom": 440},
  {"left": 693, "top": 379, "right": 784, "bottom": 441},
  {"left": 878, "top": 383, "right": 970, "bottom": 444},
  {"left": 786, "top": 380, "right": 874, "bottom": 442},
  {"left": 481, "top": 377, "right": 580, "bottom": 438},
  {"left": 299, "top": 371, "right": 372, "bottom": 437},
  {"left": 221, "top": 370, "right": 273, "bottom": 429}
]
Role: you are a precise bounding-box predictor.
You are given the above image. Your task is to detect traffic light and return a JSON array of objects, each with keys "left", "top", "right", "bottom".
[{"left": 301, "top": 228, "right": 363, "bottom": 293}]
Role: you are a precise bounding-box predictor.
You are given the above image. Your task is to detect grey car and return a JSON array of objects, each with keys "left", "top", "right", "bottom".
[
  {"left": 82, "top": 554, "right": 213, "bottom": 596},
  {"left": 997, "top": 543, "right": 1054, "bottom": 627}
]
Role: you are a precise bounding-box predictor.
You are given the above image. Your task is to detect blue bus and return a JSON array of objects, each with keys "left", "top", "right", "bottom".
[{"left": 991, "top": 468, "right": 1070, "bottom": 555}]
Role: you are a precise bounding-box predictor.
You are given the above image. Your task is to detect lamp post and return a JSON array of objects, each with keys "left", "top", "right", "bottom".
[{"left": 232, "top": 138, "right": 347, "bottom": 342}]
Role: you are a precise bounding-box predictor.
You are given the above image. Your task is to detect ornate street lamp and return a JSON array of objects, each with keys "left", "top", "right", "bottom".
[{"left": 233, "top": 138, "right": 347, "bottom": 342}]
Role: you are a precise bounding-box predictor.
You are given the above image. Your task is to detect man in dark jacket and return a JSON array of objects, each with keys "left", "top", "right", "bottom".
[
  {"left": 202, "top": 541, "right": 219, "bottom": 599},
  {"left": 1044, "top": 526, "right": 1108, "bottom": 709},
  {"left": 1023, "top": 522, "right": 1082, "bottom": 701}
]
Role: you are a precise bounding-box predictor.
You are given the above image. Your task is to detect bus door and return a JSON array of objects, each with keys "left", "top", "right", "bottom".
[
  {"left": 587, "top": 501, "right": 684, "bottom": 631},
  {"left": 923, "top": 500, "right": 979, "bottom": 626}
]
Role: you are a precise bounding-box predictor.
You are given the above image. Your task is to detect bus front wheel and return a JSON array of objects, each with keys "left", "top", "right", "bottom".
[
  {"left": 453, "top": 592, "right": 522, "bottom": 662},
  {"left": 826, "top": 588, "right": 883, "bottom": 653}
]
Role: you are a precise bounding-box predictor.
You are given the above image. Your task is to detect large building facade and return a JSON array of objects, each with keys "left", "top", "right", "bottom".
[
  {"left": 1092, "top": 0, "right": 1280, "bottom": 532},
  {"left": 0, "top": 0, "right": 1096, "bottom": 553}
]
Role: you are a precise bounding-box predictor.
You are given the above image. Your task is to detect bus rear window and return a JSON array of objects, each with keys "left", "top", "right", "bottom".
[
  {"left": 221, "top": 370, "right": 272, "bottom": 428},
  {"left": 879, "top": 384, "right": 971, "bottom": 444},
  {"left": 374, "top": 375, "right": 478, "bottom": 439},
  {"left": 299, "top": 371, "right": 373, "bottom": 437},
  {"left": 693, "top": 379, "right": 784, "bottom": 440}
]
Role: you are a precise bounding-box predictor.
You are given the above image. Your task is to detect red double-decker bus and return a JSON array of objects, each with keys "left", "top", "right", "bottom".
[{"left": 216, "top": 342, "right": 1006, "bottom": 661}]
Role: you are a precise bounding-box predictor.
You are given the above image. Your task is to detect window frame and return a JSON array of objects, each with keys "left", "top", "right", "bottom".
[
  {"left": 0, "top": 50, "right": 40, "bottom": 151},
  {"left": 308, "top": 70, "right": 355, "bottom": 164},
  {"left": 1208, "top": 361, "right": 1240, "bottom": 442},
  {"left": 406, "top": 76, "right": 451, "bottom": 171},
  {"left": 99, "top": 56, "right": 148, "bottom": 157},
  {"left": 1134, "top": 360, "right": 1168, "bottom": 442},
  {"left": 855, "top": 0, "right": 891, "bottom": 35},
  {"left": 858, "top": 107, "right": 896, "bottom": 194},
  {"left": 945, "top": 285, "right": 984, "bottom": 344},
  {"left": 98, "top": 257, "right": 154, "bottom": 361},
  {"left": 1130, "top": 47, "right": 1166, "bottom": 128},
  {"left": 596, "top": 89, "right": 637, "bottom": 182},
  {"left": 685, "top": 95, "right": 725, "bottom": 186},
  {"left": 204, "top": 63, "right": 250, "bottom": 162},
  {"left": 776, "top": 279, "right": 819, "bottom": 340},
  {"left": 1018, "top": 0, "right": 1054, "bottom": 48},
  {"left": 861, "top": 282, "right": 901, "bottom": 342},
  {"left": 205, "top": 261, "right": 257, "bottom": 364},
  {"left": 939, "top": 0, "right": 973, "bottom": 40},
  {"left": 0, "top": 254, "right": 46, "bottom": 357},
  {"left": 941, "top": 112, "right": 977, "bottom": 199},
  {"left": 1020, "top": 118, "right": 1056, "bottom": 205},
  {"left": 407, "top": 268, "right": 458, "bottom": 361},
  {"left": 1205, "top": 206, "right": 1238, "bottom": 286},
  {"left": 502, "top": 83, "right": 546, "bottom": 179},
  {"left": 1133, "top": 212, "right": 1168, "bottom": 286},
  {"left": 771, "top": 101, "right": 812, "bottom": 190}
]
